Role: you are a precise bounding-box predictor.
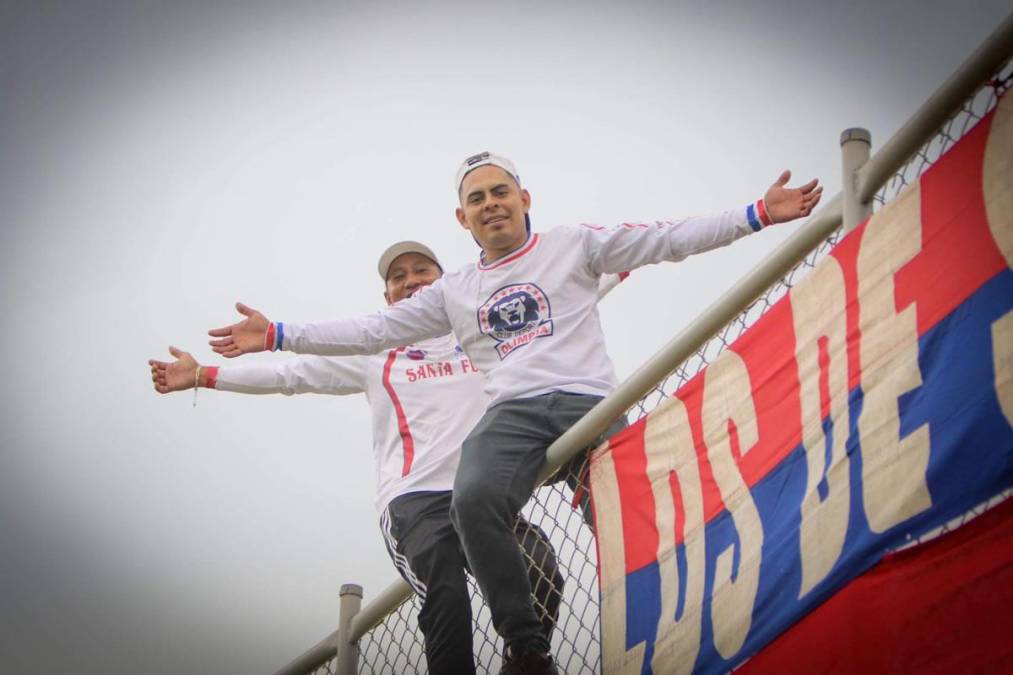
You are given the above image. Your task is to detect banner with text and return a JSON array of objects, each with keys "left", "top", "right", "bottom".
[{"left": 590, "top": 92, "right": 1013, "bottom": 674}]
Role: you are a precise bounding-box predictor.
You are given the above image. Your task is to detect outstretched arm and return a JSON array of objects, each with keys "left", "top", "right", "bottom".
[
  {"left": 149, "top": 346, "right": 212, "bottom": 393},
  {"left": 215, "top": 355, "right": 368, "bottom": 396},
  {"left": 207, "top": 282, "right": 453, "bottom": 358},
  {"left": 580, "top": 170, "right": 823, "bottom": 275},
  {"left": 149, "top": 345, "right": 367, "bottom": 396}
]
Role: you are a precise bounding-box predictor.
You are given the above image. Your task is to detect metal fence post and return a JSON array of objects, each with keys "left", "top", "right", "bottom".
[
  {"left": 840, "top": 127, "right": 872, "bottom": 233},
  {"left": 336, "top": 583, "right": 363, "bottom": 675}
]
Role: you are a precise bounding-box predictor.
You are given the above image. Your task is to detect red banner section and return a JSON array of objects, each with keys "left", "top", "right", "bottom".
[
  {"left": 591, "top": 91, "right": 1013, "bottom": 674},
  {"left": 740, "top": 499, "right": 1013, "bottom": 675}
]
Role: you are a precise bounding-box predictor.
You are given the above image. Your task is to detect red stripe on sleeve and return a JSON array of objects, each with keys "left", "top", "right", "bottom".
[
  {"left": 382, "top": 349, "right": 416, "bottom": 477},
  {"left": 204, "top": 366, "right": 219, "bottom": 389}
]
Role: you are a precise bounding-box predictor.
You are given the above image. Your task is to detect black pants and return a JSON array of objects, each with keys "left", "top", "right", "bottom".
[
  {"left": 382, "top": 490, "right": 563, "bottom": 674},
  {"left": 450, "top": 392, "right": 627, "bottom": 654}
]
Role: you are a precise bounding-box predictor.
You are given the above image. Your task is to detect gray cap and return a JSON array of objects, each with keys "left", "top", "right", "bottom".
[
  {"left": 455, "top": 151, "right": 520, "bottom": 193},
  {"left": 377, "top": 241, "right": 442, "bottom": 281}
]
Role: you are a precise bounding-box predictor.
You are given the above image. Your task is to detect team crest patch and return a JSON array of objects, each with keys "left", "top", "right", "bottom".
[{"left": 477, "top": 283, "right": 553, "bottom": 359}]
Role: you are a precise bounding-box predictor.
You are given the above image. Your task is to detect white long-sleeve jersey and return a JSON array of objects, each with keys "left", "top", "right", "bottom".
[
  {"left": 278, "top": 207, "right": 762, "bottom": 406},
  {"left": 215, "top": 333, "right": 487, "bottom": 513},
  {"left": 214, "top": 275, "right": 626, "bottom": 513}
]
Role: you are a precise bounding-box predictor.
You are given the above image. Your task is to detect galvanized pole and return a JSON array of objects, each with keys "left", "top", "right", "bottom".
[
  {"left": 336, "top": 584, "right": 363, "bottom": 675},
  {"left": 840, "top": 127, "right": 872, "bottom": 233}
]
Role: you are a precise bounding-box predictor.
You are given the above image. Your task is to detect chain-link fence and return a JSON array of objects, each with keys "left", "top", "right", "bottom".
[
  {"left": 293, "top": 52, "right": 1012, "bottom": 675},
  {"left": 873, "top": 63, "right": 1012, "bottom": 209},
  {"left": 308, "top": 661, "right": 337, "bottom": 675}
]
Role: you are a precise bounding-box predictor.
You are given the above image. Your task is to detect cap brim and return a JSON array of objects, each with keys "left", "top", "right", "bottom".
[{"left": 377, "top": 241, "right": 442, "bottom": 280}]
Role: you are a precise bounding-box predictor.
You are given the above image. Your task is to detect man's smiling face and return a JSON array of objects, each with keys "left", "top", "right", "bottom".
[
  {"left": 456, "top": 165, "right": 531, "bottom": 262},
  {"left": 384, "top": 252, "right": 442, "bottom": 305}
]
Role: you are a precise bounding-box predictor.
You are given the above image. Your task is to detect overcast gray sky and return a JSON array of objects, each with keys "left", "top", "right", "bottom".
[{"left": 1, "top": 1, "right": 1009, "bottom": 673}]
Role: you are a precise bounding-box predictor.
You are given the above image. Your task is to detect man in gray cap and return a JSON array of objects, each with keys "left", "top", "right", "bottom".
[
  {"left": 151, "top": 241, "right": 564, "bottom": 675},
  {"left": 206, "top": 153, "right": 821, "bottom": 674}
]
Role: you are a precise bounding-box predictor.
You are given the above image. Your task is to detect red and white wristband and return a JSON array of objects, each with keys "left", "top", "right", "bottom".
[
  {"left": 202, "top": 366, "right": 219, "bottom": 389},
  {"left": 192, "top": 366, "right": 220, "bottom": 407},
  {"left": 746, "top": 199, "right": 773, "bottom": 232},
  {"left": 264, "top": 322, "right": 284, "bottom": 352}
]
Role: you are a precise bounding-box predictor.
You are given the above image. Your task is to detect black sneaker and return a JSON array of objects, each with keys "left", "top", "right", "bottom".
[{"left": 498, "top": 644, "right": 560, "bottom": 675}]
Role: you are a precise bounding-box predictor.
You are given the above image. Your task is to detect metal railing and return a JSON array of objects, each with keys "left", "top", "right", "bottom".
[{"left": 277, "top": 13, "right": 1013, "bottom": 675}]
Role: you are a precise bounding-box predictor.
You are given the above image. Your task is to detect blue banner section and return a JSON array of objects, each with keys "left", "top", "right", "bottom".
[{"left": 624, "top": 270, "right": 1013, "bottom": 674}]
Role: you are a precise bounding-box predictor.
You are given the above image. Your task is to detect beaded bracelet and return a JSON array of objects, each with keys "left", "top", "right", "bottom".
[{"left": 193, "top": 366, "right": 201, "bottom": 408}]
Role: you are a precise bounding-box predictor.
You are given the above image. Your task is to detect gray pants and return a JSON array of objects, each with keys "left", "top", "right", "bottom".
[
  {"left": 450, "top": 392, "right": 627, "bottom": 653},
  {"left": 382, "top": 491, "right": 563, "bottom": 674}
]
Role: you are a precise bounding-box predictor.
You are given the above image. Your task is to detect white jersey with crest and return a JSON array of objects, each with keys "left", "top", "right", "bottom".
[
  {"left": 214, "top": 333, "right": 486, "bottom": 513},
  {"left": 279, "top": 208, "right": 759, "bottom": 406}
]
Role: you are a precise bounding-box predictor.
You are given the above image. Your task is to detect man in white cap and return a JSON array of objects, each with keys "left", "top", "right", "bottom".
[
  {"left": 149, "top": 241, "right": 565, "bottom": 675},
  {"left": 205, "top": 153, "right": 822, "bottom": 674}
]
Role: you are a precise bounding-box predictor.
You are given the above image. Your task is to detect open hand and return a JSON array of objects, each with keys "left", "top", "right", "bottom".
[
  {"left": 149, "top": 346, "right": 199, "bottom": 394},
  {"left": 208, "top": 302, "right": 270, "bottom": 358},
  {"left": 763, "top": 170, "right": 823, "bottom": 224}
]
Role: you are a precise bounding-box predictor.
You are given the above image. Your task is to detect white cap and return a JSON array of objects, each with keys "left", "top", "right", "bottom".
[
  {"left": 377, "top": 241, "right": 442, "bottom": 281},
  {"left": 455, "top": 151, "right": 521, "bottom": 193}
]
